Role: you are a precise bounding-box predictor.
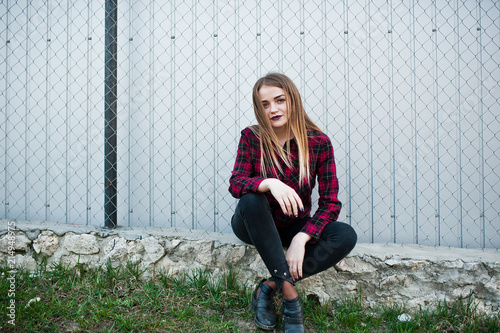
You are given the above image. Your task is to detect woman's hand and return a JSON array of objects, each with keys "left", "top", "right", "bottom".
[
  {"left": 257, "top": 178, "right": 304, "bottom": 217},
  {"left": 286, "top": 232, "right": 312, "bottom": 280}
]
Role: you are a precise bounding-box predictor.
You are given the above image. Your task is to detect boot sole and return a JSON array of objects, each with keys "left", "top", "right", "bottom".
[
  {"left": 251, "top": 297, "right": 276, "bottom": 330},
  {"left": 254, "top": 316, "right": 276, "bottom": 331}
]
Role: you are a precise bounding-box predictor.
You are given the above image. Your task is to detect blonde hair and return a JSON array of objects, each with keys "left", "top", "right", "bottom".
[{"left": 250, "top": 73, "right": 322, "bottom": 187}]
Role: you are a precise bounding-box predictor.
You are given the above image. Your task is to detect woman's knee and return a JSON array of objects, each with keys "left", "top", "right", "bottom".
[
  {"left": 232, "top": 192, "right": 273, "bottom": 239},
  {"left": 342, "top": 223, "right": 357, "bottom": 252},
  {"left": 238, "top": 192, "right": 268, "bottom": 211},
  {"left": 323, "top": 221, "right": 357, "bottom": 252}
]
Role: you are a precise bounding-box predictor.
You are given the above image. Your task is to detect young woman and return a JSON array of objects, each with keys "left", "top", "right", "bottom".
[{"left": 229, "top": 73, "right": 357, "bottom": 332}]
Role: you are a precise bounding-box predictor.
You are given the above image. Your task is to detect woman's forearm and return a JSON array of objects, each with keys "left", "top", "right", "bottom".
[{"left": 257, "top": 178, "right": 273, "bottom": 193}]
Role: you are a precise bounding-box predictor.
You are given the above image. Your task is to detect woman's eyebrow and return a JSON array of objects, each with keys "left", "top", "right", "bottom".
[{"left": 261, "top": 94, "right": 285, "bottom": 103}]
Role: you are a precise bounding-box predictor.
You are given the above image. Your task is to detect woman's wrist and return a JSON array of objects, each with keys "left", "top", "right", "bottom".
[
  {"left": 293, "top": 232, "right": 312, "bottom": 245},
  {"left": 257, "top": 178, "right": 275, "bottom": 193},
  {"left": 257, "top": 179, "right": 269, "bottom": 192}
]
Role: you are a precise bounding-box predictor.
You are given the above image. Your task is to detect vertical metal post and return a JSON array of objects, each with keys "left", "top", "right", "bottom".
[
  {"left": 456, "top": 0, "right": 463, "bottom": 248},
  {"left": 389, "top": 0, "right": 396, "bottom": 243},
  {"left": 433, "top": 0, "right": 441, "bottom": 246},
  {"left": 170, "top": 0, "right": 176, "bottom": 228},
  {"left": 344, "top": 1, "right": 352, "bottom": 227},
  {"left": 478, "top": 1, "right": 485, "bottom": 248},
  {"left": 104, "top": 0, "right": 118, "bottom": 229},
  {"left": 256, "top": 0, "right": 261, "bottom": 76},
  {"left": 368, "top": 0, "right": 374, "bottom": 243},
  {"left": 192, "top": 0, "right": 198, "bottom": 230},
  {"left": 86, "top": 0, "right": 92, "bottom": 225},
  {"left": 412, "top": 0, "right": 418, "bottom": 244},
  {"left": 213, "top": 1, "right": 219, "bottom": 232}
]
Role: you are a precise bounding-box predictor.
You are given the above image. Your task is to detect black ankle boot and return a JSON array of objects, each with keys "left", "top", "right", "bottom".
[
  {"left": 250, "top": 280, "right": 276, "bottom": 330},
  {"left": 282, "top": 296, "right": 305, "bottom": 333}
]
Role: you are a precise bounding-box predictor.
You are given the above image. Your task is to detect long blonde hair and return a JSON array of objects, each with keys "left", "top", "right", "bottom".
[{"left": 250, "top": 73, "right": 322, "bottom": 187}]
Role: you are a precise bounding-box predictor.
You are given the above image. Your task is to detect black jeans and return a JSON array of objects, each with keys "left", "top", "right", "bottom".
[{"left": 231, "top": 192, "right": 357, "bottom": 291}]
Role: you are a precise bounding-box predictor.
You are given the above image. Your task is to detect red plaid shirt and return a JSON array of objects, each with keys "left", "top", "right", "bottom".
[{"left": 229, "top": 127, "right": 341, "bottom": 241}]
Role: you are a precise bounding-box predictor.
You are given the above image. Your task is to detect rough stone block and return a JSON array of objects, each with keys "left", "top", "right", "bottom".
[
  {"left": 140, "top": 236, "right": 165, "bottom": 265},
  {"left": 15, "top": 254, "right": 37, "bottom": 271},
  {"left": 126, "top": 240, "right": 144, "bottom": 264},
  {"left": 64, "top": 234, "right": 100, "bottom": 255},
  {"left": 101, "top": 237, "right": 127, "bottom": 267},
  {"left": 33, "top": 231, "right": 59, "bottom": 256},
  {"left": 0, "top": 232, "right": 31, "bottom": 253},
  {"left": 336, "top": 256, "right": 377, "bottom": 273}
]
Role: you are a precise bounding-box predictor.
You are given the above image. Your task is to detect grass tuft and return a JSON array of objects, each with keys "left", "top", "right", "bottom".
[{"left": 0, "top": 260, "right": 498, "bottom": 332}]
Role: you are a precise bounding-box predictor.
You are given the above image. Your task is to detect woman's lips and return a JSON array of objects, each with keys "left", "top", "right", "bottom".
[{"left": 271, "top": 115, "right": 282, "bottom": 121}]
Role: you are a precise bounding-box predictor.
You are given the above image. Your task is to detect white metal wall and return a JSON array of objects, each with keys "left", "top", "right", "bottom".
[{"left": 1, "top": 0, "right": 499, "bottom": 248}]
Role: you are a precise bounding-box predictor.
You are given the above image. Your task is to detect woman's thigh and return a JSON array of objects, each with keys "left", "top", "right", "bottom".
[
  {"left": 231, "top": 192, "right": 274, "bottom": 245},
  {"left": 301, "top": 221, "right": 357, "bottom": 278}
]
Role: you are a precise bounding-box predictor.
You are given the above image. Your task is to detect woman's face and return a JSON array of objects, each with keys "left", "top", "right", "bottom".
[{"left": 258, "top": 85, "right": 289, "bottom": 132}]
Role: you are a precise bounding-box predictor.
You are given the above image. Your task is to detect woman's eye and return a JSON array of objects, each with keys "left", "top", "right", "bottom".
[
  {"left": 278, "top": 99, "right": 285, "bottom": 103},
  {"left": 263, "top": 103, "right": 269, "bottom": 108}
]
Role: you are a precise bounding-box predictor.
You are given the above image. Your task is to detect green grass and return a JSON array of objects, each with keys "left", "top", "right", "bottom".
[{"left": 0, "top": 260, "right": 498, "bottom": 332}]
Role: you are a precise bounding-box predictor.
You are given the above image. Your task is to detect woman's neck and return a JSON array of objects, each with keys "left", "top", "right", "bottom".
[{"left": 275, "top": 129, "right": 293, "bottom": 147}]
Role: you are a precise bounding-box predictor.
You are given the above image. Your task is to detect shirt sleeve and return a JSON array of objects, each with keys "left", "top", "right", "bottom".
[
  {"left": 228, "top": 130, "right": 266, "bottom": 198},
  {"left": 300, "top": 135, "right": 342, "bottom": 240}
]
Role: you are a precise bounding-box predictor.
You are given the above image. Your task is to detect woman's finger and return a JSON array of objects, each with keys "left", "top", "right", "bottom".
[
  {"left": 282, "top": 197, "right": 294, "bottom": 216},
  {"left": 281, "top": 191, "right": 298, "bottom": 217},
  {"left": 293, "top": 266, "right": 299, "bottom": 280},
  {"left": 285, "top": 193, "right": 299, "bottom": 217},
  {"left": 279, "top": 196, "right": 291, "bottom": 216},
  {"left": 288, "top": 198, "right": 298, "bottom": 217},
  {"left": 297, "top": 259, "right": 303, "bottom": 279},
  {"left": 287, "top": 258, "right": 299, "bottom": 280},
  {"left": 291, "top": 194, "right": 303, "bottom": 217},
  {"left": 284, "top": 197, "right": 294, "bottom": 216},
  {"left": 287, "top": 263, "right": 296, "bottom": 280},
  {"left": 292, "top": 192, "right": 304, "bottom": 212}
]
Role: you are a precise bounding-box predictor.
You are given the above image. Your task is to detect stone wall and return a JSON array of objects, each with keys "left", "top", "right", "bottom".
[{"left": 1, "top": 220, "right": 499, "bottom": 314}]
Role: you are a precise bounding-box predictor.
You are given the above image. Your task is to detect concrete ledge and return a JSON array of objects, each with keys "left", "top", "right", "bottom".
[{"left": 1, "top": 219, "right": 499, "bottom": 314}]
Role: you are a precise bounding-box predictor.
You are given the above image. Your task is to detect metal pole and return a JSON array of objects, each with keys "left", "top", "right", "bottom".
[{"left": 104, "top": 0, "right": 118, "bottom": 229}]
